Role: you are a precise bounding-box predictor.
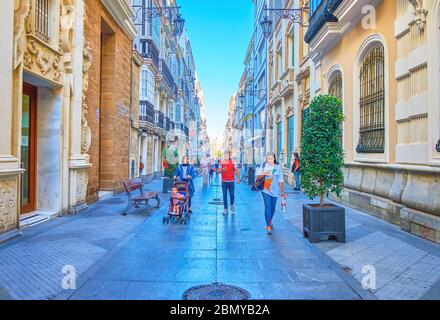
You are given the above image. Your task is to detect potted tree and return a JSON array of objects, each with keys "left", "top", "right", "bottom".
[
  {"left": 162, "top": 147, "right": 179, "bottom": 193},
  {"left": 301, "top": 95, "right": 345, "bottom": 243}
]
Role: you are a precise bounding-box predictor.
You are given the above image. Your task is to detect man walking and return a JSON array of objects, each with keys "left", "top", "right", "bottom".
[{"left": 220, "top": 150, "right": 240, "bottom": 215}]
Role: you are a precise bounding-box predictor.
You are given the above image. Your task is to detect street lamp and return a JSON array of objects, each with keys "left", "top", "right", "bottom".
[
  {"left": 260, "top": 15, "right": 272, "bottom": 38},
  {"left": 173, "top": 14, "right": 185, "bottom": 36}
]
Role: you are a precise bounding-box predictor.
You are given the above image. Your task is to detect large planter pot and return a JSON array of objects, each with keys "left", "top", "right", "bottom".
[
  {"left": 303, "top": 203, "right": 346, "bottom": 243},
  {"left": 162, "top": 177, "right": 174, "bottom": 193}
]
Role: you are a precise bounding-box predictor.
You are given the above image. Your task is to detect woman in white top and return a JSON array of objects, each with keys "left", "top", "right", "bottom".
[{"left": 256, "top": 152, "right": 286, "bottom": 234}]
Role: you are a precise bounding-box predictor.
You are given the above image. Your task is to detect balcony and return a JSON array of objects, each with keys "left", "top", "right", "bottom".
[
  {"left": 304, "top": 0, "right": 342, "bottom": 44},
  {"left": 166, "top": 117, "right": 173, "bottom": 131},
  {"left": 139, "top": 100, "right": 155, "bottom": 126},
  {"left": 141, "top": 39, "right": 160, "bottom": 71},
  {"left": 279, "top": 67, "right": 295, "bottom": 98},
  {"left": 160, "top": 59, "right": 178, "bottom": 97},
  {"left": 155, "top": 111, "right": 165, "bottom": 129}
]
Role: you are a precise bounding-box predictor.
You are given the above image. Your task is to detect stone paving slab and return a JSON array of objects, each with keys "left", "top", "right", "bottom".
[
  {"left": 282, "top": 185, "right": 440, "bottom": 300},
  {"left": 0, "top": 179, "right": 167, "bottom": 300},
  {"left": 1, "top": 176, "right": 438, "bottom": 300}
]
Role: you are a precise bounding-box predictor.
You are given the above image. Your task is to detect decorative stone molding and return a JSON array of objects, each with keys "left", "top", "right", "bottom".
[
  {"left": 276, "top": 113, "right": 282, "bottom": 123},
  {"left": 81, "top": 44, "right": 93, "bottom": 154},
  {"left": 285, "top": 106, "right": 294, "bottom": 117},
  {"left": 409, "top": 0, "right": 428, "bottom": 31},
  {"left": 60, "top": 0, "right": 75, "bottom": 72},
  {"left": 76, "top": 169, "right": 88, "bottom": 206},
  {"left": 23, "top": 37, "right": 63, "bottom": 84},
  {"left": 13, "top": 0, "right": 31, "bottom": 69},
  {"left": 335, "top": 162, "right": 440, "bottom": 242},
  {"left": 0, "top": 179, "right": 18, "bottom": 233}
]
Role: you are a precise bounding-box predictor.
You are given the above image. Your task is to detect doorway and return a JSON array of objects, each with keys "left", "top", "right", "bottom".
[{"left": 21, "top": 83, "right": 37, "bottom": 213}]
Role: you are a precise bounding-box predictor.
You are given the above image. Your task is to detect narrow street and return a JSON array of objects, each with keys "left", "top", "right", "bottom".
[{"left": 1, "top": 177, "right": 439, "bottom": 300}]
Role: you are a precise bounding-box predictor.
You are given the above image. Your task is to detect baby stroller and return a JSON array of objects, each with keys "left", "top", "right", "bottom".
[{"left": 162, "top": 181, "right": 191, "bottom": 225}]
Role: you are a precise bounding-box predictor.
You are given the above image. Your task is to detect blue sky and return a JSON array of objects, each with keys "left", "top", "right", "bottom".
[{"left": 178, "top": 0, "right": 254, "bottom": 138}]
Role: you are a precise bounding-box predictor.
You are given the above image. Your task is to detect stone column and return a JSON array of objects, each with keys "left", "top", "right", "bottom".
[
  {"left": 0, "top": 0, "right": 28, "bottom": 240},
  {"left": 68, "top": 0, "right": 91, "bottom": 214}
]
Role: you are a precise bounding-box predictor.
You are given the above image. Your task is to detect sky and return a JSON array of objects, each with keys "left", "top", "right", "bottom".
[{"left": 178, "top": 0, "right": 254, "bottom": 139}]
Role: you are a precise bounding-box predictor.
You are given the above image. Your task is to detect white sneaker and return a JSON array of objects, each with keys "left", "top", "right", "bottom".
[
  {"left": 230, "top": 204, "right": 235, "bottom": 214},
  {"left": 223, "top": 209, "right": 228, "bottom": 215}
]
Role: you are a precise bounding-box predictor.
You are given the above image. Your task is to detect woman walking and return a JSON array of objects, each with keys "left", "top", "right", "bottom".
[
  {"left": 256, "top": 152, "right": 286, "bottom": 234},
  {"left": 220, "top": 150, "right": 240, "bottom": 215},
  {"left": 174, "top": 156, "right": 195, "bottom": 213}
]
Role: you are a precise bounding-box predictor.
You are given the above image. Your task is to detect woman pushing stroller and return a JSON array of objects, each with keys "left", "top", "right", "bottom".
[{"left": 173, "top": 156, "right": 195, "bottom": 213}]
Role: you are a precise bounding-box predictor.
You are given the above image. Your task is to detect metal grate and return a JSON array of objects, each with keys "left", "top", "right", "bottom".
[
  {"left": 183, "top": 283, "right": 251, "bottom": 300},
  {"left": 357, "top": 45, "right": 385, "bottom": 153},
  {"left": 35, "top": 0, "right": 50, "bottom": 43}
]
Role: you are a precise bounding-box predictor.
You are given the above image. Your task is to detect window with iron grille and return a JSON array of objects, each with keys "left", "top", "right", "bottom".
[
  {"left": 357, "top": 45, "right": 385, "bottom": 153},
  {"left": 35, "top": 0, "right": 50, "bottom": 43}
]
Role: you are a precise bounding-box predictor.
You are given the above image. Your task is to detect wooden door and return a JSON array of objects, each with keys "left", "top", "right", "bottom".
[{"left": 21, "top": 83, "right": 37, "bottom": 213}]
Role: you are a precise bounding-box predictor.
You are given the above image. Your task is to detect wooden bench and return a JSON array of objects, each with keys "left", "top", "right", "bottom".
[{"left": 122, "top": 178, "right": 160, "bottom": 216}]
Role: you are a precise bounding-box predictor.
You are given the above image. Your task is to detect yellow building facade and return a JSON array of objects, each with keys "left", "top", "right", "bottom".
[{"left": 306, "top": 0, "right": 440, "bottom": 242}]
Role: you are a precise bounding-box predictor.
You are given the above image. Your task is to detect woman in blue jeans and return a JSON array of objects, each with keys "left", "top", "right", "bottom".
[{"left": 256, "top": 152, "right": 286, "bottom": 234}]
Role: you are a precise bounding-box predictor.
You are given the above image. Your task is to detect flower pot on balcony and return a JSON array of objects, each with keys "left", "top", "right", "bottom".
[{"left": 303, "top": 203, "right": 345, "bottom": 243}]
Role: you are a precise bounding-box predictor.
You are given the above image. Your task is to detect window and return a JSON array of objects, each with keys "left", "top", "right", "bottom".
[
  {"left": 152, "top": 16, "right": 161, "bottom": 47},
  {"left": 277, "top": 50, "right": 283, "bottom": 79},
  {"left": 287, "top": 116, "right": 294, "bottom": 166},
  {"left": 287, "top": 35, "right": 294, "bottom": 68},
  {"left": 329, "top": 71, "right": 342, "bottom": 100},
  {"left": 310, "top": 0, "right": 323, "bottom": 17},
  {"left": 357, "top": 45, "right": 385, "bottom": 153},
  {"left": 328, "top": 70, "right": 343, "bottom": 145},
  {"left": 141, "top": 69, "right": 155, "bottom": 103},
  {"left": 35, "top": 0, "right": 50, "bottom": 43},
  {"left": 175, "top": 103, "right": 181, "bottom": 123}
]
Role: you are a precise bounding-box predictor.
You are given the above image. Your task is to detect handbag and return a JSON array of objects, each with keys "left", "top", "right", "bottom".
[{"left": 253, "top": 163, "right": 265, "bottom": 191}]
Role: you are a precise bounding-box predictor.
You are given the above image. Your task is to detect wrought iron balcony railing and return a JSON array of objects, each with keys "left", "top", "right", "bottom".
[
  {"left": 160, "top": 59, "right": 177, "bottom": 96},
  {"left": 155, "top": 110, "right": 165, "bottom": 129},
  {"left": 139, "top": 100, "right": 155, "bottom": 124},
  {"left": 166, "top": 117, "right": 172, "bottom": 131},
  {"left": 141, "top": 39, "right": 160, "bottom": 70}
]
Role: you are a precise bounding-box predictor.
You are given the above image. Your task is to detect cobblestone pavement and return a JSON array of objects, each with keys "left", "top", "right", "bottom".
[{"left": 0, "top": 177, "right": 438, "bottom": 300}]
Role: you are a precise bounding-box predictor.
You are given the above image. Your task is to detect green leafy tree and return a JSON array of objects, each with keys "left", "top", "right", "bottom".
[
  {"left": 164, "top": 163, "right": 179, "bottom": 179},
  {"left": 301, "top": 95, "right": 344, "bottom": 206}
]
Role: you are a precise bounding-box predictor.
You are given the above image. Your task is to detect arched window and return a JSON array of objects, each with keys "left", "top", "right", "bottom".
[
  {"left": 357, "top": 45, "right": 385, "bottom": 153},
  {"left": 328, "top": 70, "right": 343, "bottom": 145},
  {"left": 329, "top": 71, "right": 342, "bottom": 100}
]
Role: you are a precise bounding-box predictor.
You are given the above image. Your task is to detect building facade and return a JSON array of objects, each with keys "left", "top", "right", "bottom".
[
  {"left": 133, "top": 0, "right": 203, "bottom": 175},
  {"left": 305, "top": 0, "right": 440, "bottom": 242},
  {"left": 226, "top": 0, "right": 440, "bottom": 242},
  {"left": 83, "top": 0, "right": 137, "bottom": 202},
  {"left": 0, "top": 0, "right": 139, "bottom": 240}
]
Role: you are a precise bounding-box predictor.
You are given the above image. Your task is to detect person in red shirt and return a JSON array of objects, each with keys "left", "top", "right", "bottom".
[{"left": 220, "top": 150, "right": 240, "bottom": 215}]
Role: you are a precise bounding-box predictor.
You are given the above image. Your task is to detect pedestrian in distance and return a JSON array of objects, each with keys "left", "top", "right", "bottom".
[
  {"left": 291, "top": 152, "right": 301, "bottom": 191},
  {"left": 220, "top": 150, "right": 241, "bottom": 215},
  {"left": 255, "top": 152, "right": 286, "bottom": 235},
  {"left": 174, "top": 156, "right": 195, "bottom": 213},
  {"left": 139, "top": 156, "right": 145, "bottom": 177},
  {"left": 209, "top": 160, "right": 215, "bottom": 185}
]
